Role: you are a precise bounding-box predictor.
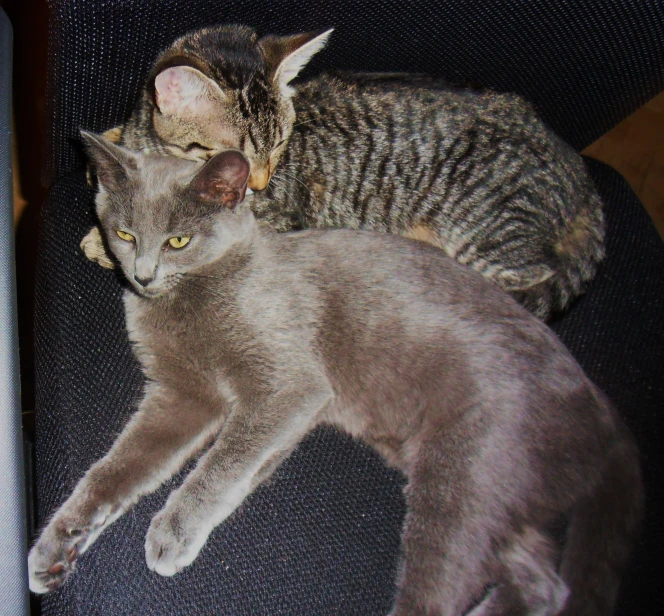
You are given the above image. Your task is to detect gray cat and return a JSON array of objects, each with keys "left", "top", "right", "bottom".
[
  {"left": 81, "top": 24, "right": 605, "bottom": 320},
  {"left": 29, "top": 135, "right": 641, "bottom": 616}
]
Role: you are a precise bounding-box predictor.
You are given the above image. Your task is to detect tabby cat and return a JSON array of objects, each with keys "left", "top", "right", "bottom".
[
  {"left": 30, "top": 136, "right": 641, "bottom": 616},
  {"left": 81, "top": 24, "right": 605, "bottom": 320}
]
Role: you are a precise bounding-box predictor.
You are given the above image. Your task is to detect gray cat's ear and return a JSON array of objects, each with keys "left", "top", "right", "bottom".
[
  {"left": 80, "top": 130, "right": 137, "bottom": 192},
  {"left": 188, "top": 150, "right": 250, "bottom": 208},
  {"left": 154, "top": 66, "right": 227, "bottom": 118},
  {"left": 259, "top": 28, "right": 334, "bottom": 97}
]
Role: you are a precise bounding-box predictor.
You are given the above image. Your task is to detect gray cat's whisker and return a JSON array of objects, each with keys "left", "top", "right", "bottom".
[
  {"left": 182, "top": 273, "right": 221, "bottom": 280},
  {"left": 179, "top": 279, "right": 227, "bottom": 303}
]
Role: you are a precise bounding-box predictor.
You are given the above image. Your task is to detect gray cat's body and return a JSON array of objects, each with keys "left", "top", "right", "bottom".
[
  {"left": 30, "top": 138, "right": 640, "bottom": 615},
  {"left": 83, "top": 25, "right": 605, "bottom": 320}
]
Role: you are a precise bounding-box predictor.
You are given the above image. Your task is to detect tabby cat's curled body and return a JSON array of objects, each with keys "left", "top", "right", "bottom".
[
  {"left": 254, "top": 75, "right": 603, "bottom": 318},
  {"left": 83, "top": 25, "right": 605, "bottom": 319},
  {"left": 31, "top": 137, "right": 640, "bottom": 616}
]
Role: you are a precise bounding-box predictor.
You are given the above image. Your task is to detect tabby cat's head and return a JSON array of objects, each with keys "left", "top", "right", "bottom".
[
  {"left": 146, "top": 25, "right": 333, "bottom": 191},
  {"left": 82, "top": 131, "right": 254, "bottom": 298}
]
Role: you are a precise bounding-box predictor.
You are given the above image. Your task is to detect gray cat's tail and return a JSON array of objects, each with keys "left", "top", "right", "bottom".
[
  {"left": 514, "top": 190, "right": 605, "bottom": 321},
  {"left": 558, "top": 417, "right": 643, "bottom": 615}
]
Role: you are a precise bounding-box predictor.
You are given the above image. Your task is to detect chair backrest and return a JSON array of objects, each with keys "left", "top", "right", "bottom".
[
  {"left": 44, "top": 0, "right": 664, "bottom": 186},
  {"left": 0, "top": 7, "right": 30, "bottom": 615}
]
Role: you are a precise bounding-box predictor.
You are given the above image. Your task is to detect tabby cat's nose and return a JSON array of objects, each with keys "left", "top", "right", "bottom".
[
  {"left": 248, "top": 167, "right": 270, "bottom": 191},
  {"left": 134, "top": 274, "right": 154, "bottom": 287}
]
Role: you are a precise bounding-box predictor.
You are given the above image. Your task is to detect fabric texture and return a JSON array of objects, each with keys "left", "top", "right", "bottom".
[
  {"left": 36, "top": 1, "right": 664, "bottom": 614},
  {"left": 43, "top": 0, "right": 664, "bottom": 186}
]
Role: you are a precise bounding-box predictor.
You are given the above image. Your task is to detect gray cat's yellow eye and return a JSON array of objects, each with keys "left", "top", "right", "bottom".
[
  {"left": 168, "top": 236, "right": 190, "bottom": 249},
  {"left": 116, "top": 230, "right": 135, "bottom": 242}
]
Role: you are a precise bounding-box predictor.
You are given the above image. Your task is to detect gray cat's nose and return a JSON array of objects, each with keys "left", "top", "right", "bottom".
[{"left": 134, "top": 275, "right": 154, "bottom": 287}]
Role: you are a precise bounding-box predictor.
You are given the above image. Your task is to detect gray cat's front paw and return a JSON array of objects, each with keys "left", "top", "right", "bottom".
[
  {"left": 28, "top": 503, "right": 114, "bottom": 593},
  {"left": 28, "top": 524, "right": 82, "bottom": 594},
  {"left": 145, "top": 509, "right": 209, "bottom": 577}
]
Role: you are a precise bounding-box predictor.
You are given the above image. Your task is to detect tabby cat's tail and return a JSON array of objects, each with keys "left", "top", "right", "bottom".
[
  {"left": 558, "top": 415, "right": 643, "bottom": 615},
  {"left": 514, "top": 191, "right": 605, "bottom": 321}
]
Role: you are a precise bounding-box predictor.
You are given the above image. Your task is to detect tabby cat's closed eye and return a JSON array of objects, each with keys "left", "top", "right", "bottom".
[{"left": 185, "top": 143, "right": 212, "bottom": 153}]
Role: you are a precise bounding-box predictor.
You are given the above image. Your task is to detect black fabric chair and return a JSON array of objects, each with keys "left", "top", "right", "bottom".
[{"left": 35, "top": 1, "right": 664, "bottom": 614}]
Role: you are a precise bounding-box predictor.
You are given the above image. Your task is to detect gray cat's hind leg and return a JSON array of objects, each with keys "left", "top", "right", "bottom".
[
  {"left": 467, "top": 529, "right": 568, "bottom": 616},
  {"left": 389, "top": 425, "right": 498, "bottom": 616},
  {"left": 390, "top": 410, "right": 557, "bottom": 616}
]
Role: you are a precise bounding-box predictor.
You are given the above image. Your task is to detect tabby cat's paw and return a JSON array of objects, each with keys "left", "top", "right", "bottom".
[
  {"left": 80, "top": 226, "right": 116, "bottom": 269},
  {"left": 145, "top": 509, "right": 208, "bottom": 577}
]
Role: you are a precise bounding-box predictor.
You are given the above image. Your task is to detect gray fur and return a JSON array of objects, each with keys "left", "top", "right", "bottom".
[
  {"left": 31, "top": 140, "right": 639, "bottom": 615},
  {"left": 83, "top": 24, "right": 605, "bottom": 320}
]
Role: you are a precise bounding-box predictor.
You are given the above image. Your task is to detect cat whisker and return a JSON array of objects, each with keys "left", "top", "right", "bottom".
[
  {"left": 182, "top": 273, "right": 223, "bottom": 281},
  {"left": 178, "top": 278, "right": 227, "bottom": 303},
  {"left": 266, "top": 176, "right": 280, "bottom": 199},
  {"left": 291, "top": 117, "right": 319, "bottom": 129},
  {"left": 269, "top": 173, "right": 285, "bottom": 193},
  {"left": 277, "top": 170, "right": 311, "bottom": 196},
  {"left": 264, "top": 173, "right": 300, "bottom": 209},
  {"left": 179, "top": 277, "right": 217, "bottom": 290}
]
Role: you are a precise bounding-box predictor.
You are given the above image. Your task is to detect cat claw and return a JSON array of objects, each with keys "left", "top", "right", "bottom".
[
  {"left": 28, "top": 525, "right": 88, "bottom": 593},
  {"left": 29, "top": 497, "right": 116, "bottom": 593},
  {"left": 29, "top": 547, "right": 80, "bottom": 594}
]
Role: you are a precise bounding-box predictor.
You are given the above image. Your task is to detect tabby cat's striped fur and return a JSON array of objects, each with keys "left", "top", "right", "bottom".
[{"left": 86, "top": 25, "right": 604, "bottom": 319}]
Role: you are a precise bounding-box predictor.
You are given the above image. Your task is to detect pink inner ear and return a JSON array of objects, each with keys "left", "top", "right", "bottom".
[{"left": 154, "top": 68, "right": 185, "bottom": 116}]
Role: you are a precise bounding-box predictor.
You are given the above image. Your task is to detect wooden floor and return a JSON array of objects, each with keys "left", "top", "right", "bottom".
[{"left": 583, "top": 91, "right": 664, "bottom": 239}]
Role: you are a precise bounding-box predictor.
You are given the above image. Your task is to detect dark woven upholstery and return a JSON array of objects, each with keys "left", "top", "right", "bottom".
[
  {"left": 44, "top": 0, "right": 664, "bottom": 187},
  {"left": 36, "top": 1, "right": 664, "bottom": 614}
]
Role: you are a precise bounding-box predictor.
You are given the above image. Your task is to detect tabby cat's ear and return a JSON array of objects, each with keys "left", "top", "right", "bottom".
[
  {"left": 259, "top": 28, "right": 333, "bottom": 97},
  {"left": 154, "top": 66, "right": 227, "bottom": 118},
  {"left": 80, "top": 130, "right": 137, "bottom": 192},
  {"left": 188, "top": 150, "right": 250, "bottom": 209}
]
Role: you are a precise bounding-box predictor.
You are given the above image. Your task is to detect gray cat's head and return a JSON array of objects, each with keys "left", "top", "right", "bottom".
[
  {"left": 145, "top": 24, "right": 332, "bottom": 191},
  {"left": 82, "top": 131, "right": 254, "bottom": 298}
]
